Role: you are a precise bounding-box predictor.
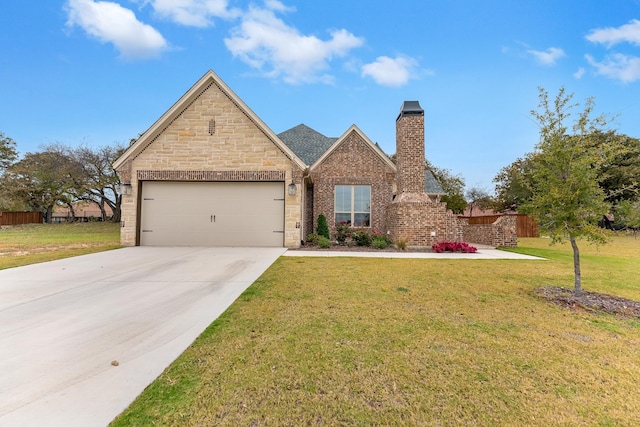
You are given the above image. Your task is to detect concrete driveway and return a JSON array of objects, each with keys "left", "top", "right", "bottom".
[{"left": 0, "top": 246, "right": 285, "bottom": 427}]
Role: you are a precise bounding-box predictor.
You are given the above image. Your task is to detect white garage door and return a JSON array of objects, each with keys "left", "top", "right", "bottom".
[{"left": 140, "top": 181, "right": 285, "bottom": 247}]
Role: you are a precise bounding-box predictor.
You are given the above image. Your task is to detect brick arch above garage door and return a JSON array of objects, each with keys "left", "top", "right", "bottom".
[{"left": 140, "top": 181, "right": 285, "bottom": 247}]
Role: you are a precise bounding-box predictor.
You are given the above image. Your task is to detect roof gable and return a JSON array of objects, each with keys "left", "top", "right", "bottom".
[
  {"left": 114, "top": 70, "right": 305, "bottom": 170},
  {"left": 310, "top": 125, "right": 396, "bottom": 171}
]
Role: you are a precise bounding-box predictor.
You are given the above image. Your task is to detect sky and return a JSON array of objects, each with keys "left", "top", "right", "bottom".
[{"left": 2, "top": 0, "right": 640, "bottom": 192}]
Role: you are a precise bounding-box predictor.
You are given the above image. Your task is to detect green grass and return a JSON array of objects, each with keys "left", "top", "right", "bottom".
[
  {"left": 0, "top": 222, "right": 120, "bottom": 269},
  {"left": 112, "top": 235, "right": 640, "bottom": 426}
]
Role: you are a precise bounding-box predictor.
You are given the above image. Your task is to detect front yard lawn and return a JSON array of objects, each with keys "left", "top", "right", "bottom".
[
  {"left": 112, "top": 236, "right": 640, "bottom": 426},
  {"left": 0, "top": 222, "right": 120, "bottom": 269}
]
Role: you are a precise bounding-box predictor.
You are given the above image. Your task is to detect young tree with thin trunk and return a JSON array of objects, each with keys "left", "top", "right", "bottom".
[{"left": 523, "top": 87, "right": 618, "bottom": 295}]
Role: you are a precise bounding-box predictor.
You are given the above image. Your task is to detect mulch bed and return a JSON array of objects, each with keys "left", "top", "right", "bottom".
[
  {"left": 291, "top": 244, "right": 432, "bottom": 253},
  {"left": 535, "top": 286, "right": 640, "bottom": 319}
]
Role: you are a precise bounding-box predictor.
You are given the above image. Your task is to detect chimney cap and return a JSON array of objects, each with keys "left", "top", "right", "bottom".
[{"left": 397, "top": 100, "right": 424, "bottom": 120}]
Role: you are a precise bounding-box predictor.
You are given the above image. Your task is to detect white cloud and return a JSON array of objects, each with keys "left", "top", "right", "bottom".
[
  {"left": 586, "top": 19, "right": 640, "bottom": 47},
  {"left": 573, "top": 67, "right": 585, "bottom": 79},
  {"left": 142, "top": 0, "right": 240, "bottom": 27},
  {"left": 65, "top": 0, "right": 167, "bottom": 59},
  {"left": 361, "top": 55, "right": 418, "bottom": 87},
  {"left": 224, "top": 3, "right": 364, "bottom": 84},
  {"left": 585, "top": 53, "right": 640, "bottom": 83},
  {"left": 527, "top": 47, "right": 566, "bottom": 65}
]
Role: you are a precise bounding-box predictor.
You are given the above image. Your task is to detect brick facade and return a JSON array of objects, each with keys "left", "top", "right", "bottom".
[
  {"left": 309, "top": 129, "right": 395, "bottom": 234},
  {"left": 396, "top": 103, "right": 426, "bottom": 194},
  {"left": 461, "top": 215, "right": 518, "bottom": 247}
]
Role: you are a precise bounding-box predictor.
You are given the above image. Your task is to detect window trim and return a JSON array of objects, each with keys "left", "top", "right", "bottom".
[{"left": 334, "top": 185, "right": 371, "bottom": 227}]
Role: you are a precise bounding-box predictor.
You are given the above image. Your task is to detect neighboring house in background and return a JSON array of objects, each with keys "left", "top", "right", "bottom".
[
  {"left": 52, "top": 201, "right": 114, "bottom": 223},
  {"left": 113, "top": 70, "right": 516, "bottom": 248}
]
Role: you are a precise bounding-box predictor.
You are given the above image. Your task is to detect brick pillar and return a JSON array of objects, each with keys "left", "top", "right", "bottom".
[{"left": 396, "top": 101, "right": 425, "bottom": 194}]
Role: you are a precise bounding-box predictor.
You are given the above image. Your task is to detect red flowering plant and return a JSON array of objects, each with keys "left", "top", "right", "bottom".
[
  {"left": 431, "top": 241, "right": 478, "bottom": 253},
  {"left": 334, "top": 221, "right": 351, "bottom": 245}
]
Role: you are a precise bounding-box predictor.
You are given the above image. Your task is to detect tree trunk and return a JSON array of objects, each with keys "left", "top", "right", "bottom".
[
  {"left": 98, "top": 200, "right": 107, "bottom": 222},
  {"left": 569, "top": 235, "right": 582, "bottom": 295},
  {"left": 44, "top": 206, "right": 54, "bottom": 224}
]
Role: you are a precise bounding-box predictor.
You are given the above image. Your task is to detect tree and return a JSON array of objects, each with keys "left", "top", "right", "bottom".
[
  {"left": 69, "top": 144, "right": 125, "bottom": 222},
  {"left": 597, "top": 132, "right": 640, "bottom": 205},
  {"left": 465, "top": 186, "right": 493, "bottom": 217},
  {"left": 0, "top": 132, "right": 18, "bottom": 174},
  {"left": 493, "top": 155, "right": 534, "bottom": 212},
  {"left": 425, "top": 159, "right": 467, "bottom": 214},
  {"left": 2, "top": 148, "right": 81, "bottom": 222},
  {"left": 522, "top": 87, "right": 618, "bottom": 295},
  {"left": 614, "top": 200, "right": 640, "bottom": 237}
]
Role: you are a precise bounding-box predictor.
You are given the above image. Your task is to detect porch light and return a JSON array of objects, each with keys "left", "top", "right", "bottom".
[
  {"left": 117, "top": 183, "right": 133, "bottom": 195},
  {"left": 288, "top": 181, "right": 297, "bottom": 196}
]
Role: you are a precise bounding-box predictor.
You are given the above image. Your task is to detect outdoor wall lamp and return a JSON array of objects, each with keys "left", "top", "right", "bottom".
[
  {"left": 288, "top": 181, "right": 297, "bottom": 196},
  {"left": 117, "top": 183, "right": 133, "bottom": 195}
]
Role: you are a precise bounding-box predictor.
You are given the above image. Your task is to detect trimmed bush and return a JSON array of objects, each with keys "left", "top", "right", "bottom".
[{"left": 317, "top": 214, "right": 330, "bottom": 240}]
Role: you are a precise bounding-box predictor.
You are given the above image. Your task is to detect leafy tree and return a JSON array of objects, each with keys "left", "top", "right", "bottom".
[
  {"left": 0, "top": 132, "right": 18, "bottom": 174},
  {"left": 465, "top": 186, "right": 493, "bottom": 217},
  {"left": 597, "top": 132, "right": 640, "bottom": 205},
  {"left": 69, "top": 144, "right": 125, "bottom": 222},
  {"left": 493, "top": 155, "right": 534, "bottom": 212},
  {"left": 2, "top": 148, "right": 81, "bottom": 222},
  {"left": 425, "top": 159, "right": 467, "bottom": 214},
  {"left": 614, "top": 200, "right": 640, "bottom": 237},
  {"left": 522, "top": 87, "right": 619, "bottom": 295}
]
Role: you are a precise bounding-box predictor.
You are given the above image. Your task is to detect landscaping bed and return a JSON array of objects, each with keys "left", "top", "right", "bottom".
[{"left": 536, "top": 286, "right": 640, "bottom": 319}]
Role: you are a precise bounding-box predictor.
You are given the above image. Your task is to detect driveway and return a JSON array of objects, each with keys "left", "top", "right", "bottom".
[{"left": 0, "top": 246, "right": 285, "bottom": 427}]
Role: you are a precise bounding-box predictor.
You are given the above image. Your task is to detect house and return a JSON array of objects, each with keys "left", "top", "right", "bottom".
[
  {"left": 52, "top": 201, "right": 114, "bottom": 223},
  {"left": 114, "top": 70, "right": 516, "bottom": 248}
]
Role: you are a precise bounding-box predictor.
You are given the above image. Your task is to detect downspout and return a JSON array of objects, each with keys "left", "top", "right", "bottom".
[{"left": 301, "top": 167, "right": 312, "bottom": 244}]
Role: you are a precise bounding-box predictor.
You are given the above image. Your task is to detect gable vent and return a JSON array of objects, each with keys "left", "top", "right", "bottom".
[{"left": 209, "top": 119, "right": 216, "bottom": 135}]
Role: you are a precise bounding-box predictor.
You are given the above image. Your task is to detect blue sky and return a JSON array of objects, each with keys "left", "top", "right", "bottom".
[{"left": 2, "top": 1, "right": 640, "bottom": 192}]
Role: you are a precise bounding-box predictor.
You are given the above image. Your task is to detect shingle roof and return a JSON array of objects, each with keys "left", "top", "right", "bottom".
[
  {"left": 425, "top": 170, "right": 446, "bottom": 195},
  {"left": 278, "top": 124, "right": 446, "bottom": 196},
  {"left": 277, "top": 124, "right": 337, "bottom": 166}
]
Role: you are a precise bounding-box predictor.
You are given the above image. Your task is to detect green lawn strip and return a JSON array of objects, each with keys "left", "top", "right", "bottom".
[
  {"left": 112, "top": 241, "right": 640, "bottom": 426},
  {"left": 0, "top": 222, "right": 120, "bottom": 269}
]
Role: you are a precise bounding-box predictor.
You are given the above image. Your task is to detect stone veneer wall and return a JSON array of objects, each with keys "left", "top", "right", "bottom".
[
  {"left": 117, "top": 80, "right": 302, "bottom": 247},
  {"left": 310, "top": 130, "right": 395, "bottom": 234},
  {"left": 461, "top": 215, "right": 518, "bottom": 247}
]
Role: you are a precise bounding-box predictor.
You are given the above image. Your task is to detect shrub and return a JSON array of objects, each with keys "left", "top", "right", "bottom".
[
  {"left": 335, "top": 222, "right": 350, "bottom": 245},
  {"left": 317, "top": 214, "right": 330, "bottom": 240},
  {"left": 352, "top": 229, "right": 372, "bottom": 246},
  {"left": 431, "top": 241, "right": 477, "bottom": 253},
  {"left": 306, "top": 233, "right": 320, "bottom": 245},
  {"left": 317, "top": 236, "right": 332, "bottom": 248},
  {"left": 371, "top": 236, "right": 390, "bottom": 249}
]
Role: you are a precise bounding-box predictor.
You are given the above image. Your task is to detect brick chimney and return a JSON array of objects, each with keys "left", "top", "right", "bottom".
[{"left": 396, "top": 101, "right": 425, "bottom": 194}]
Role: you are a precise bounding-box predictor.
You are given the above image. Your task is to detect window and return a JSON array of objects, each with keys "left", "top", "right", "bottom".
[{"left": 335, "top": 185, "right": 371, "bottom": 226}]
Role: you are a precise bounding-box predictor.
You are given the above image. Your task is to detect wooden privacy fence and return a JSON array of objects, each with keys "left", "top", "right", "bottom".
[
  {"left": 459, "top": 214, "right": 539, "bottom": 238},
  {"left": 0, "top": 211, "right": 43, "bottom": 226}
]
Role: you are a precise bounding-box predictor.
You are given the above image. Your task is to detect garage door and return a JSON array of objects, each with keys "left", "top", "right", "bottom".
[{"left": 140, "top": 181, "right": 285, "bottom": 247}]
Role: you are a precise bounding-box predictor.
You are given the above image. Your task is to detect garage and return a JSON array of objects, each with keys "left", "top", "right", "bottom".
[{"left": 140, "top": 181, "right": 285, "bottom": 247}]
